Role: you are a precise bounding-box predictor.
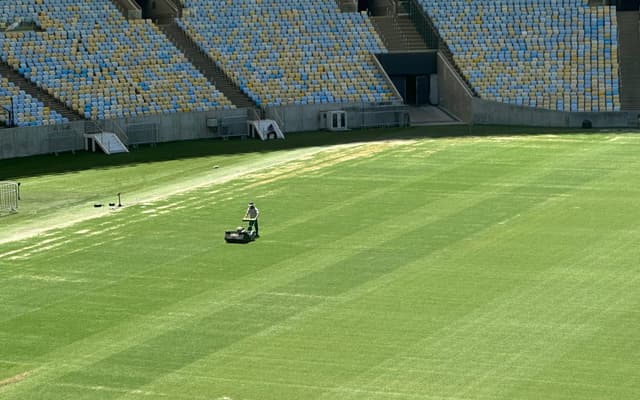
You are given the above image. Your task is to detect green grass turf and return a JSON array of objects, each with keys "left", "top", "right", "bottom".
[{"left": 1, "top": 131, "right": 640, "bottom": 399}]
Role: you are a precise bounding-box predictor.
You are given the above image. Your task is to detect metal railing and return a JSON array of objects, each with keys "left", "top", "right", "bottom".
[
  {"left": 46, "top": 123, "right": 85, "bottom": 155},
  {"left": 370, "top": 17, "right": 390, "bottom": 49},
  {"left": 372, "top": 15, "right": 412, "bottom": 52},
  {"left": 406, "top": 0, "right": 476, "bottom": 96},
  {"left": 270, "top": 107, "right": 286, "bottom": 133},
  {"left": 391, "top": 14, "right": 410, "bottom": 49},
  {"left": 406, "top": 0, "right": 439, "bottom": 49},
  {"left": 105, "top": 119, "right": 129, "bottom": 146},
  {"left": 348, "top": 103, "right": 411, "bottom": 129},
  {"left": 82, "top": 119, "right": 129, "bottom": 153},
  {"left": 397, "top": 0, "right": 410, "bottom": 14},
  {"left": 126, "top": 122, "right": 159, "bottom": 145},
  {"left": 165, "top": 0, "right": 181, "bottom": 17},
  {"left": 247, "top": 107, "right": 262, "bottom": 121}
]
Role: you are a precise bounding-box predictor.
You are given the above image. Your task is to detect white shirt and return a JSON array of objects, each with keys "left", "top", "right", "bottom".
[{"left": 246, "top": 206, "right": 259, "bottom": 219}]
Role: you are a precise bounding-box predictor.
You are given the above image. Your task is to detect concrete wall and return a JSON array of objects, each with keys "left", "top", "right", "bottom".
[
  {"left": 0, "top": 122, "right": 85, "bottom": 159},
  {"left": 1, "top": 102, "right": 412, "bottom": 159},
  {"left": 107, "top": 108, "right": 248, "bottom": 143},
  {"left": 265, "top": 102, "right": 410, "bottom": 132},
  {"left": 437, "top": 53, "right": 473, "bottom": 122},
  {"left": 4, "top": 100, "right": 635, "bottom": 160},
  {"left": 436, "top": 53, "right": 639, "bottom": 128},
  {"left": 0, "top": 108, "right": 248, "bottom": 160},
  {"left": 376, "top": 51, "right": 438, "bottom": 75},
  {"left": 472, "top": 98, "right": 639, "bottom": 128}
]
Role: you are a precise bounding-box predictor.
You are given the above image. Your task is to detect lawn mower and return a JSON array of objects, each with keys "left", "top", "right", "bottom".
[{"left": 224, "top": 218, "right": 257, "bottom": 243}]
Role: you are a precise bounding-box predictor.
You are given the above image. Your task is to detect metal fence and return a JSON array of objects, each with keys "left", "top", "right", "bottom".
[
  {"left": 265, "top": 102, "right": 410, "bottom": 132},
  {"left": 46, "top": 123, "right": 86, "bottom": 155},
  {"left": 126, "top": 122, "right": 159, "bottom": 145},
  {"left": 350, "top": 104, "right": 411, "bottom": 129}
]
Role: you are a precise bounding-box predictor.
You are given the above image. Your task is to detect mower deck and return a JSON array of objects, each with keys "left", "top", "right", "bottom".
[{"left": 224, "top": 227, "right": 257, "bottom": 243}]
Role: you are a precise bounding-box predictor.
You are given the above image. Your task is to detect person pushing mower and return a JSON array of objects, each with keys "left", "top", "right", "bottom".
[{"left": 244, "top": 201, "right": 260, "bottom": 237}]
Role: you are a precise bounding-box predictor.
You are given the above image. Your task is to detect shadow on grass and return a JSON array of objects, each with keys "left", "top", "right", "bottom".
[{"left": 0, "top": 124, "right": 629, "bottom": 180}]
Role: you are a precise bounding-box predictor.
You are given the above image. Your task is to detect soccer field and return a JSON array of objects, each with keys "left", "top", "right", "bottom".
[{"left": 1, "top": 132, "right": 640, "bottom": 399}]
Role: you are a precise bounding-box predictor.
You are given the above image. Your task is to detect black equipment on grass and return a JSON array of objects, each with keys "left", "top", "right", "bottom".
[{"left": 224, "top": 218, "right": 258, "bottom": 243}]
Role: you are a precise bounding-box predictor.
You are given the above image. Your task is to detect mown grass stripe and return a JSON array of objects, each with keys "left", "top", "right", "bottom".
[{"left": 1, "top": 134, "right": 639, "bottom": 399}]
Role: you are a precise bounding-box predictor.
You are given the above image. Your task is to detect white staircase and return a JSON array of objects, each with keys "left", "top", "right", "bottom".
[
  {"left": 85, "top": 132, "right": 129, "bottom": 154},
  {"left": 248, "top": 120, "right": 285, "bottom": 140}
]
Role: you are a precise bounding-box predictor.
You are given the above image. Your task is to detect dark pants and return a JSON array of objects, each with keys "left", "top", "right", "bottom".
[{"left": 248, "top": 219, "right": 259, "bottom": 235}]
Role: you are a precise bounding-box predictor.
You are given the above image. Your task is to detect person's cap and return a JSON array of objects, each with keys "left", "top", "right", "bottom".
[{"left": 248, "top": 202, "right": 254, "bottom": 206}]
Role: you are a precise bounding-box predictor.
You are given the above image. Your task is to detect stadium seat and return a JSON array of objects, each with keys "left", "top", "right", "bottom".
[
  {"left": 0, "top": 0, "right": 234, "bottom": 123},
  {"left": 418, "top": 0, "right": 621, "bottom": 112},
  {"left": 0, "top": 74, "right": 68, "bottom": 127},
  {"left": 178, "top": 0, "right": 399, "bottom": 107}
]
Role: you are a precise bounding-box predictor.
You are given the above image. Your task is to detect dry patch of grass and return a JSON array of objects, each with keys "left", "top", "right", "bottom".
[{"left": 0, "top": 372, "right": 30, "bottom": 388}]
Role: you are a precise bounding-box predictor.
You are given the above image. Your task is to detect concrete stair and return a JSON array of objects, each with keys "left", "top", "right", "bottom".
[
  {"left": 336, "top": 0, "right": 357, "bottom": 12},
  {"left": 159, "top": 21, "right": 259, "bottom": 113},
  {"left": 617, "top": 11, "right": 640, "bottom": 111},
  {"left": 408, "top": 105, "right": 460, "bottom": 125},
  {"left": 400, "top": 0, "right": 477, "bottom": 96},
  {"left": 110, "top": 0, "right": 141, "bottom": 19},
  {"left": 371, "top": 15, "right": 430, "bottom": 51},
  {"left": 86, "top": 132, "right": 129, "bottom": 154},
  {"left": 165, "top": 0, "right": 183, "bottom": 16},
  {"left": 0, "top": 61, "right": 83, "bottom": 122}
]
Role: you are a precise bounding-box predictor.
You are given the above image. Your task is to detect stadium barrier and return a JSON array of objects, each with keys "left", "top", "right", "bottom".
[
  {"left": 265, "top": 102, "right": 410, "bottom": 132},
  {"left": 0, "top": 101, "right": 412, "bottom": 159},
  {"left": 436, "top": 53, "right": 635, "bottom": 128},
  {"left": 436, "top": 52, "right": 474, "bottom": 122},
  {"left": 0, "top": 108, "right": 248, "bottom": 159},
  {"left": 471, "top": 98, "right": 637, "bottom": 128},
  {"left": 0, "top": 121, "right": 85, "bottom": 159}
]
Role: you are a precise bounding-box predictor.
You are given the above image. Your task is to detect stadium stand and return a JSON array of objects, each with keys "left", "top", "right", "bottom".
[
  {"left": 0, "top": 0, "right": 233, "bottom": 123},
  {"left": 0, "top": 74, "right": 68, "bottom": 127},
  {"left": 160, "top": 22, "right": 258, "bottom": 110},
  {"left": 177, "top": 0, "right": 400, "bottom": 106},
  {"left": 418, "top": 0, "right": 621, "bottom": 112}
]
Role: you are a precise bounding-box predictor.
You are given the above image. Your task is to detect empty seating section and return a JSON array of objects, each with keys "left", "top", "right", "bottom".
[
  {"left": 420, "top": 0, "right": 621, "bottom": 112},
  {"left": 0, "top": 0, "right": 233, "bottom": 122},
  {"left": 0, "top": 74, "right": 68, "bottom": 127},
  {"left": 179, "top": 0, "right": 398, "bottom": 106}
]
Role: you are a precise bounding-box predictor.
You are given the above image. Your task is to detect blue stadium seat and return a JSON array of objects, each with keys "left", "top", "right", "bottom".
[
  {"left": 0, "top": 0, "right": 234, "bottom": 123},
  {"left": 178, "top": 0, "right": 399, "bottom": 106},
  {"left": 418, "top": 0, "right": 621, "bottom": 112}
]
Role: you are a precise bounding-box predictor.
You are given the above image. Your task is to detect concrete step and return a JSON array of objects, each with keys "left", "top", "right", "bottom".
[
  {"left": 0, "top": 61, "right": 83, "bottom": 121},
  {"left": 371, "top": 15, "right": 429, "bottom": 52},
  {"left": 110, "top": 0, "right": 142, "bottom": 19},
  {"left": 166, "top": 0, "right": 183, "bottom": 14},
  {"left": 91, "top": 132, "right": 128, "bottom": 154}
]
